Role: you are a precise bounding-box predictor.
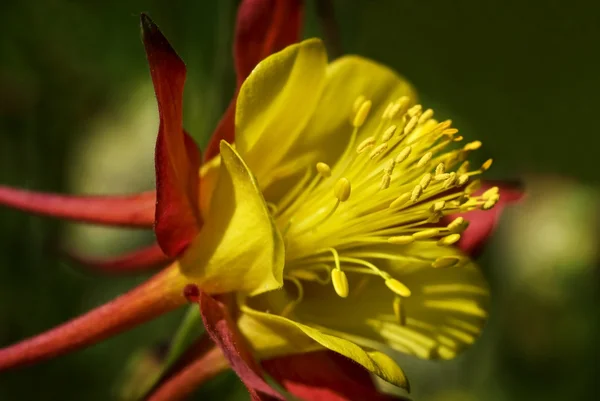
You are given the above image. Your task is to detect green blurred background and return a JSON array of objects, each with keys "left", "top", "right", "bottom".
[{"left": 0, "top": 0, "right": 598, "bottom": 400}]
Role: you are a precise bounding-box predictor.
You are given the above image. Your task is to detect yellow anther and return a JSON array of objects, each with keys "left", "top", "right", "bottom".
[
  {"left": 463, "top": 140, "right": 482, "bottom": 151},
  {"left": 481, "top": 158, "right": 493, "bottom": 171},
  {"left": 331, "top": 269, "right": 349, "bottom": 298},
  {"left": 356, "top": 136, "right": 376, "bottom": 153},
  {"left": 437, "top": 233, "right": 461, "bottom": 246},
  {"left": 417, "top": 151, "right": 433, "bottom": 168},
  {"left": 447, "top": 216, "right": 466, "bottom": 232},
  {"left": 457, "top": 161, "right": 470, "bottom": 175},
  {"left": 369, "top": 143, "right": 388, "bottom": 159},
  {"left": 435, "top": 173, "right": 450, "bottom": 181},
  {"left": 418, "top": 108, "right": 434, "bottom": 125},
  {"left": 403, "top": 116, "right": 418, "bottom": 136},
  {"left": 407, "top": 104, "right": 422, "bottom": 118},
  {"left": 457, "top": 174, "right": 469, "bottom": 186},
  {"left": 386, "top": 103, "right": 403, "bottom": 120},
  {"left": 353, "top": 100, "right": 372, "bottom": 127},
  {"left": 384, "top": 159, "right": 396, "bottom": 175},
  {"left": 393, "top": 296, "right": 406, "bottom": 326},
  {"left": 453, "top": 135, "right": 464, "bottom": 142},
  {"left": 388, "top": 235, "right": 415, "bottom": 245},
  {"left": 379, "top": 173, "right": 391, "bottom": 190},
  {"left": 435, "top": 163, "right": 446, "bottom": 175},
  {"left": 381, "top": 125, "right": 397, "bottom": 142},
  {"left": 385, "top": 278, "right": 412, "bottom": 297},
  {"left": 443, "top": 172, "right": 457, "bottom": 188},
  {"left": 432, "top": 256, "right": 461, "bottom": 268},
  {"left": 442, "top": 128, "right": 459, "bottom": 135},
  {"left": 430, "top": 200, "right": 446, "bottom": 213},
  {"left": 410, "top": 184, "right": 423, "bottom": 202},
  {"left": 389, "top": 192, "right": 410, "bottom": 208},
  {"left": 412, "top": 228, "right": 440, "bottom": 240},
  {"left": 353, "top": 95, "right": 366, "bottom": 113},
  {"left": 466, "top": 179, "right": 482, "bottom": 194},
  {"left": 395, "top": 146, "right": 412, "bottom": 163},
  {"left": 482, "top": 196, "right": 499, "bottom": 210},
  {"left": 316, "top": 162, "right": 332, "bottom": 178},
  {"left": 420, "top": 173, "right": 432, "bottom": 189},
  {"left": 334, "top": 178, "right": 352, "bottom": 202},
  {"left": 382, "top": 102, "right": 395, "bottom": 119},
  {"left": 482, "top": 186, "right": 499, "bottom": 199}
]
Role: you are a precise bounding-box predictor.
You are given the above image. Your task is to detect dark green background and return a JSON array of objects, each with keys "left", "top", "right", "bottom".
[{"left": 0, "top": 1, "right": 597, "bottom": 400}]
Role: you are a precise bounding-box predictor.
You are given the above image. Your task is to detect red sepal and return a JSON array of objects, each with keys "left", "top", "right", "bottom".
[
  {"left": 263, "top": 351, "right": 405, "bottom": 401},
  {"left": 204, "top": 0, "right": 304, "bottom": 161},
  {"left": 198, "top": 291, "right": 283, "bottom": 400},
  {"left": 141, "top": 14, "right": 202, "bottom": 257},
  {"left": 0, "top": 186, "right": 155, "bottom": 227},
  {"left": 63, "top": 242, "right": 170, "bottom": 274}
]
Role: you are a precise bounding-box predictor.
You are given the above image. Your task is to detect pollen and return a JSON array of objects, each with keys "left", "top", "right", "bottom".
[{"left": 268, "top": 96, "right": 500, "bottom": 325}]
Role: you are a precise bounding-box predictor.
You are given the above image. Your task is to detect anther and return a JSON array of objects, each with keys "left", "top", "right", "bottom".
[
  {"left": 432, "top": 256, "right": 461, "bottom": 268},
  {"left": 403, "top": 116, "right": 418, "bottom": 136},
  {"left": 482, "top": 196, "right": 499, "bottom": 210},
  {"left": 418, "top": 108, "right": 434, "bottom": 125},
  {"left": 384, "top": 159, "right": 396, "bottom": 175},
  {"left": 420, "top": 173, "right": 432, "bottom": 189},
  {"left": 316, "top": 162, "right": 332, "bottom": 178},
  {"left": 412, "top": 228, "right": 440, "bottom": 240},
  {"left": 395, "top": 146, "right": 412, "bottom": 163},
  {"left": 443, "top": 172, "right": 457, "bottom": 188},
  {"left": 369, "top": 143, "right": 388, "bottom": 159},
  {"left": 331, "top": 269, "right": 349, "bottom": 298},
  {"left": 353, "top": 95, "right": 366, "bottom": 113},
  {"left": 430, "top": 200, "right": 446, "bottom": 213},
  {"left": 356, "top": 136, "right": 376, "bottom": 153},
  {"left": 435, "top": 173, "right": 450, "bottom": 181},
  {"left": 388, "top": 235, "right": 415, "bottom": 245},
  {"left": 381, "top": 125, "right": 397, "bottom": 142},
  {"left": 386, "top": 103, "right": 402, "bottom": 120},
  {"left": 482, "top": 186, "right": 499, "bottom": 199},
  {"left": 481, "top": 158, "right": 493, "bottom": 171},
  {"left": 389, "top": 192, "right": 410, "bottom": 208},
  {"left": 379, "top": 173, "right": 391, "bottom": 190},
  {"left": 411, "top": 184, "right": 423, "bottom": 202},
  {"left": 443, "top": 128, "right": 459, "bottom": 136},
  {"left": 466, "top": 179, "right": 481, "bottom": 193},
  {"left": 457, "top": 161, "right": 470, "bottom": 175},
  {"left": 407, "top": 104, "right": 422, "bottom": 118},
  {"left": 463, "top": 140, "right": 482, "bottom": 151},
  {"left": 334, "top": 178, "right": 352, "bottom": 202},
  {"left": 435, "top": 163, "right": 446, "bottom": 175},
  {"left": 393, "top": 296, "right": 407, "bottom": 326},
  {"left": 417, "top": 152, "right": 433, "bottom": 168},
  {"left": 457, "top": 174, "right": 469, "bottom": 186},
  {"left": 437, "top": 233, "right": 461, "bottom": 246},
  {"left": 447, "top": 216, "right": 466, "bottom": 232},
  {"left": 353, "top": 100, "right": 372, "bottom": 127},
  {"left": 385, "top": 278, "right": 412, "bottom": 297},
  {"left": 382, "top": 102, "right": 395, "bottom": 119}
]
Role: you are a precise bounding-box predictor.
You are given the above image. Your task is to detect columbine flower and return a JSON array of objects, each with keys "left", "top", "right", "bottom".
[{"left": 0, "top": 2, "right": 523, "bottom": 400}]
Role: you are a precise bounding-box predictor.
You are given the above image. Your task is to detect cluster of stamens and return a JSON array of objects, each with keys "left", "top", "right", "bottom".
[{"left": 266, "top": 94, "right": 499, "bottom": 324}]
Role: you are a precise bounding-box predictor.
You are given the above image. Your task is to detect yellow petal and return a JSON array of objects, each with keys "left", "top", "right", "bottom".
[
  {"left": 236, "top": 39, "right": 328, "bottom": 188},
  {"left": 179, "top": 141, "right": 284, "bottom": 296},
  {"left": 291, "top": 55, "right": 417, "bottom": 167},
  {"left": 238, "top": 302, "right": 409, "bottom": 390},
  {"left": 288, "top": 245, "right": 488, "bottom": 361}
]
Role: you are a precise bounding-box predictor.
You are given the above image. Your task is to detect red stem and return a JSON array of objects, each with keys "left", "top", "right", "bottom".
[
  {"left": 0, "top": 186, "right": 156, "bottom": 227},
  {"left": 0, "top": 265, "right": 186, "bottom": 370}
]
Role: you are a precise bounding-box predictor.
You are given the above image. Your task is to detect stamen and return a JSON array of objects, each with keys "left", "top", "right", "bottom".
[
  {"left": 410, "top": 184, "right": 423, "bottom": 202},
  {"left": 316, "top": 162, "right": 332, "bottom": 178},
  {"left": 463, "top": 141, "right": 482, "bottom": 151},
  {"left": 481, "top": 158, "right": 493, "bottom": 171},
  {"left": 388, "top": 235, "right": 415, "bottom": 245},
  {"left": 334, "top": 178, "right": 352, "bottom": 202},
  {"left": 417, "top": 152, "right": 433, "bottom": 168},
  {"left": 412, "top": 228, "right": 440, "bottom": 240},
  {"left": 369, "top": 143, "right": 388, "bottom": 159},
  {"left": 381, "top": 125, "right": 397, "bottom": 142},
  {"left": 418, "top": 108, "right": 434, "bottom": 125},
  {"left": 457, "top": 174, "right": 469, "bottom": 186},
  {"left": 385, "top": 278, "right": 412, "bottom": 297},
  {"left": 435, "top": 163, "right": 446, "bottom": 175},
  {"left": 393, "top": 296, "right": 407, "bottom": 326},
  {"left": 419, "top": 173, "right": 432, "bottom": 189},
  {"left": 437, "top": 233, "right": 461, "bottom": 246},
  {"left": 432, "top": 256, "right": 461, "bottom": 268},
  {"left": 379, "top": 174, "right": 391, "bottom": 190},
  {"left": 356, "top": 136, "right": 376, "bottom": 153},
  {"left": 407, "top": 104, "right": 422, "bottom": 118},
  {"left": 353, "top": 100, "right": 372, "bottom": 128},
  {"left": 447, "top": 216, "right": 466, "bottom": 232},
  {"left": 389, "top": 192, "right": 410, "bottom": 209},
  {"left": 395, "top": 146, "right": 412, "bottom": 163},
  {"left": 353, "top": 95, "right": 366, "bottom": 112},
  {"left": 403, "top": 116, "right": 418, "bottom": 136},
  {"left": 331, "top": 269, "right": 349, "bottom": 298}
]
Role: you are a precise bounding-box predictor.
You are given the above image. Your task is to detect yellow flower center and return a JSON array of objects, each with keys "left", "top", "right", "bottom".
[{"left": 265, "top": 95, "right": 499, "bottom": 320}]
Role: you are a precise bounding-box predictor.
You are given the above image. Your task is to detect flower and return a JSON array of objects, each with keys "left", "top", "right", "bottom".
[{"left": 0, "top": 2, "right": 523, "bottom": 400}]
